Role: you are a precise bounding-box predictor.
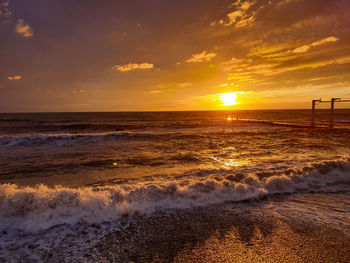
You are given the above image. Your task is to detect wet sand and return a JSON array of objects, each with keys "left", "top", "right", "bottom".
[{"left": 94, "top": 198, "right": 350, "bottom": 263}]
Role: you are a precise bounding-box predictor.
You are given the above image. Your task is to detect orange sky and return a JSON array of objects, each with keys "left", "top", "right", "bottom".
[{"left": 1, "top": 0, "right": 350, "bottom": 112}]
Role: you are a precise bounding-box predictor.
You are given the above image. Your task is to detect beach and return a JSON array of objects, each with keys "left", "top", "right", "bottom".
[{"left": 93, "top": 193, "right": 350, "bottom": 263}]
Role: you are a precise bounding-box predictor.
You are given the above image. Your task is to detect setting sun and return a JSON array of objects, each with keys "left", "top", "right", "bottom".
[{"left": 220, "top": 92, "right": 238, "bottom": 106}]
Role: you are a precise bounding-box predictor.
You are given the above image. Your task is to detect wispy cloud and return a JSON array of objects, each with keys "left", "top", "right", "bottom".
[
  {"left": 310, "top": 36, "right": 339, "bottom": 47},
  {"left": 15, "top": 19, "right": 33, "bottom": 37},
  {"left": 225, "top": 0, "right": 257, "bottom": 28},
  {"left": 72, "top": 89, "right": 86, "bottom": 94},
  {"left": 145, "top": 82, "right": 193, "bottom": 94},
  {"left": 155, "top": 82, "right": 193, "bottom": 90},
  {"left": 292, "top": 45, "right": 309, "bottom": 54},
  {"left": 113, "top": 63, "right": 154, "bottom": 72},
  {"left": 0, "top": 1, "right": 12, "bottom": 23},
  {"left": 247, "top": 36, "right": 340, "bottom": 65},
  {"left": 293, "top": 36, "right": 339, "bottom": 53},
  {"left": 177, "top": 82, "right": 193, "bottom": 88},
  {"left": 220, "top": 57, "right": 248, "bottom": 71},
  {"left": 218, "top": 50, "right": 350, "bottom": 91},
  {"left": 144, "top": 89, "right": 165, "bottom": 94},
  {"left": 187, "top": 51, "right": 217, "bottom": 63},
  {"left": 276, "top": 0, "right": 300, "bottom": 7},
  {"left": 8, "top": 75, "right": 22, "bottom": 80}
]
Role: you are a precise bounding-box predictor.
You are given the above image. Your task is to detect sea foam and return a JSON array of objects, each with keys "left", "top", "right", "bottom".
[{"left": 0, "top": 159, "right": 349, "bottom": 232}]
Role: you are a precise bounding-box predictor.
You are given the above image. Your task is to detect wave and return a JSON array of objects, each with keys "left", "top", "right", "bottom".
[
  {"left": 0, "top": 129, "right": 262, "bottom": 147},
  {"left": 0, "top": 132, "right": 136, "bottom": 147},
  {"left": 8, "top": 123, "right": 350, "bottom": 148},
  {"left": 1, "top": 159, "right": 350, "bottom": 232},
  {"left": 0, "top": 128, "right": 310, "bottom": 148}
]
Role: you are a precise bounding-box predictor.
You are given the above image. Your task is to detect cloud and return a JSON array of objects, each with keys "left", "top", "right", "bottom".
[
  {"left": 145, "top": 82, "right": 193, "bottom": 94},
  {"left": 292, "top": 45, "right": 310, "bottom": 54},
  {"left": 292, "top": 15, "right": 335, "bottom": 30},
  {"left": 113, "top": 63, "right": 154, "bottom": 72},
  {"left": 72, "top": 89, "right": 86, "bottom": 94},
  {"left": 276, "top": 0, "right": 299, "bottom": 7},
  {"left": 225, "top": 0, "right": 257, "bottom": 28},
  {"left": 310, "top": 36, "right": 339, "bottom": 47},
  {"left": 220, "top": 57, "right": 247, "bottom": 71},
  {"left": 8, "top": 75, "right": 22, "bottom": 80},
  {"left": 144, "top": 89, "right": 165, "bottom": 94},
  {"left": 15, "top": 19, "right": 33, "bottom": 37},
  {"left": 219, "top": 51, "right": 350, "bottom": 90},
  {"left": 0, "top": 1, "right": 11, "bottom": 20},
  {"left": 293, "top": 36, "right": 339, "bottom": 53},
  {"left": 177, "top": 82, "right": 193, "bottom": 88},
  {"left": 0, "top": 1, "right": 11, "bottom": 24},
  {"left": 249, "top": 36, "right": 340, "bottom": 64},
  {"left": 187, "top": 51, "right": 217, "bottom": 63}
]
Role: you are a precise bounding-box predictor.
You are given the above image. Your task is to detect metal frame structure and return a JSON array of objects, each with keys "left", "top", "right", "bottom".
[{"left": 312, "top": 98, "right": 350, "bottom": 128}]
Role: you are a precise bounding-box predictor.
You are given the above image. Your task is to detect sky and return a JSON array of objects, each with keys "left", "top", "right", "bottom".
[{"left": 0, "top": 0, "right": 350, "bottom": 112}]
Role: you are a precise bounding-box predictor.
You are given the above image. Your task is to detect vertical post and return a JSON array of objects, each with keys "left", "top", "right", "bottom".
[
  {"left": 311, "top": 99, "right": 322, "bottom": 127},
  {"left": 330, "top": 98, "right": 340, "bottom": 128},
  {"left": 311, "top": 100, "right": 317, "bottom": 127},
  {"left": 330, "top": 99, "right": 335, "bottom": 128}
]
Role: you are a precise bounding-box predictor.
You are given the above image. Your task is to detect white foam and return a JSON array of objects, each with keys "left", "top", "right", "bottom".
[{"left": 1, "top": 159, "right": 349, "bottom": 233}]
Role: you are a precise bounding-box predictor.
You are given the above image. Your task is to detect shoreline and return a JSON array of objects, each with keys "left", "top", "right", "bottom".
[
  {"left": 1, "top": 193, "right": 350, "bottom": 262},
  {"left": 94, "top": 196, "right": 350, "bottom": 262}
]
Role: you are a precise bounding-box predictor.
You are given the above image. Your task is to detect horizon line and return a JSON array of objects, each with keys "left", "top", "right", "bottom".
[{"left": 1, "top": 108, "right": 350, "bottom": 114}]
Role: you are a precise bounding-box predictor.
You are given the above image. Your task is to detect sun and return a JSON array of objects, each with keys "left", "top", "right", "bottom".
[{"left": 220, "top": 92, "right": 238, "bottom": 106}]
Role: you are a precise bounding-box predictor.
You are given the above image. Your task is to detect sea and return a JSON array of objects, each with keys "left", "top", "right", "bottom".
[{"left": 1, "top": 110, "right": 350, "bottom": 262}]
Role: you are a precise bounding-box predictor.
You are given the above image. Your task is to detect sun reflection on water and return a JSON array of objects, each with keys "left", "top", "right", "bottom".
[{"left": 210, "top": 146, "right": 249, "bottom": 169}]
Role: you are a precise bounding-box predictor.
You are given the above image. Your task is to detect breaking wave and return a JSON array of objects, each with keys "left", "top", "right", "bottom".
[{"left": 0, "top": 159, "right": 349, "bottom": 232}]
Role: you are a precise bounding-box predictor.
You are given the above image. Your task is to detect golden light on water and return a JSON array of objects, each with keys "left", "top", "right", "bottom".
[{"left": 220, "top": 92, "right": 238, "bottom": 106}]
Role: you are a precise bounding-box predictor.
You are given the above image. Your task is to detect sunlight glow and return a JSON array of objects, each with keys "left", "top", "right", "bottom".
[{"left": 220, "top": 92, "right": 238, "bottom": 106}]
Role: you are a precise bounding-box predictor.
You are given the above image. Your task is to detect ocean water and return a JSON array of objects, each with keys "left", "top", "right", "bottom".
[{"left": 1, "top": 110, "right": 350, "bottom": 262}]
